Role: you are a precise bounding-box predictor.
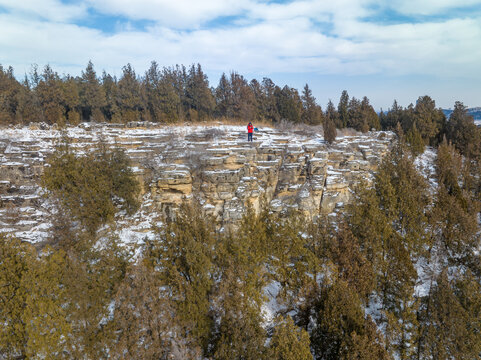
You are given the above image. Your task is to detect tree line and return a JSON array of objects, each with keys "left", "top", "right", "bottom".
[
  {"left": 1, "top": 131, "right": 480, "bottom": 359},
  {"left": 0, "top": 62, "right": 376, "bottom": 130},
  {"left": 1, "top": 62, "right": 480, "bottom": 149}
]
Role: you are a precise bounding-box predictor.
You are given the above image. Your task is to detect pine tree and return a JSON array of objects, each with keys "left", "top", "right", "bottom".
[
  {"left": 22, "top": 248, "right": 70, "bottom": 359},
  {"left": 64, "top": 236, "right": 128, "bottom": 358},
  {"left": 62, "top": 75, "right": 81, "bottom": 125},
  {"left": 211, "top": 207, "right": 271, "bottom": 359},
  {"left": 0, "top": 235, "right": 35, "bottom": 358},
  {"left": 0, "top": 65, "right": 21, "bottom": 124},
  {"left": 112, "top": 262, "right": 201, "bottom": 359},
  {"left": 79, "top": 61, "right": 106, "bottom": 122},
  {"left": 42, "top": 140, "right": 140, "bottom": 235},
  {"left": 405, "top": 122, "right": 424, "bottom": 156},
  {"left": 361, "top": 96, "right": 380, "bottom": 131},
  {"left": 422, "top": 270, "right": 481, "bottom": 359},
  {"left": 268, "top": 316, "right": 312, "bottom": 360},
  {"left": 337, "top": 90, "right": 349, "bottom": 128},
  {"left": 329, "top": 223, "right": 375, "bottom": 303},
  {"left": 276, "top": 85, "right": 303, "bottom": 123},
  {"left": 323, "top": 100, "right": 337, "bottom": 144},
  {"left": 185, "top": 64, "right": 215, "bottom": 121},
  {"left": 35, "top": 64, "right": 66, "bottom": 125},
  {"left": 381, "top": 100, "right": 403, "bottom": 131},
  {"left": 215, "top": 72, "right": 231, "bottom": 118},
  {"left": 445, "top": 101, "right": 480, "bottom": 159},
  {"left": 430, "top": 138, "right": 480, "bottom": 272},
  {"left": 311, "top": 279, "right": 388, "bottom": 359},
  {"left": 348, "top": 134, "right": 429, "bottom": 359},
  {"left": 260, "top": 78, "right": 280, "bottom": 123},
  {"left": 144, "top": 201, "right": 216, "bottom": 352},
  {"left": 301, "top": 84, "right": 322, "bottom": 125},
  {"left": 117, "top": 63, "right": 143, "bottom": 123},
  {"left": 413, "top": 95, "right": 445, "bottom": 146}
]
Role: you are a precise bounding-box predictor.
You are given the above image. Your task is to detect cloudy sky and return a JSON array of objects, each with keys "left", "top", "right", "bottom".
[{"left": 1, "top": 0, "right": 480, "bottom": 110}]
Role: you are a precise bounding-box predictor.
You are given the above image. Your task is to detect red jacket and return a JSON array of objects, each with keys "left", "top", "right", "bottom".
[{"left": 247, "top": 124, "right": 254, "bottom": 133}]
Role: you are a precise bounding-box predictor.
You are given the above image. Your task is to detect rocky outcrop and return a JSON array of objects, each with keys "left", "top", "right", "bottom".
[{"left": 0, "top": 123, "right": 395, "bottom": 242}]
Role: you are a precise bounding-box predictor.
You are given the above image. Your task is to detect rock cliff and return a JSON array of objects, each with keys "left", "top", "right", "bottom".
[{"left": 0, "top": 123, "right": 395, "bottom": 243}]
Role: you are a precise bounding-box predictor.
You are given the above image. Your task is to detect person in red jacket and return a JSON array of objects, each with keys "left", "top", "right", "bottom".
[{"left": 247, "top": 122, "right": 254, "bottom": 142}]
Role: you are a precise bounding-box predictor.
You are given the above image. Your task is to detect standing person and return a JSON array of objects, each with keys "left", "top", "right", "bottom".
[{"left": 247, "top": 122, "right": 254, "bottom": 142}]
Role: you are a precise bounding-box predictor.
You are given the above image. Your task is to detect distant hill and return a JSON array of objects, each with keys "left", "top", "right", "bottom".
[{"left": 443, "top": 107, "right": 481, "bottom": 124}]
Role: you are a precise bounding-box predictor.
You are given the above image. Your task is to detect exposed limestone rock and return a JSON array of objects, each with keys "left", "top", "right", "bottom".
[{"left": 0, "top": 123, "right": 395, "bottom": 242}]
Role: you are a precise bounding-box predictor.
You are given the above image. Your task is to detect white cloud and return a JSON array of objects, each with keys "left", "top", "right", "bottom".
[
  {"left": 386, "top": 0, "right": 481, "bottom": 16},
  {"left": 0, "top": 0, "right": 480, "bottom": 109},
  {"left": 86, "top": 0, "right": 252, "bottom": 28},
  {"left": 0, "top": 0, "right": 87, "bottom": 22}
]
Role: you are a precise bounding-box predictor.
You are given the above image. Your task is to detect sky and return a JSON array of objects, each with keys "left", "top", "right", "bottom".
[{"left": 1, "top": 0, "right": 480, "bottom": 110}]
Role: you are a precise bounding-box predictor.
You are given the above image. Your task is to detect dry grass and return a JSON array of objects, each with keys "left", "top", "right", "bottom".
[{"left": 336, "top": 127, "right": 362, "bottom": 137}]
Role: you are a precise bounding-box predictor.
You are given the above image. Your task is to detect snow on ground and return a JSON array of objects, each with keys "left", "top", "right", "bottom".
[{"left": 414, "top": 146, "right": 437, "bottom": 191}]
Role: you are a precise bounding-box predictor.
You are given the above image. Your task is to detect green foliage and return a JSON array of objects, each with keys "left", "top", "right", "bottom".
[
  {"left": 431, "top": 139, "right": 480, "bottom": 272},
  {"left": 64, "top": 235, "right": 129, "bottom": 358},
  {"left": 268, "top": 316, "right": 312, "bottom": 360},
  {"left": 42, "top": 139, "right": 140, "bottom": 234},
  {"left": 445, "top": 101, "right": 481, "bottom": 159},
  {"left": 412, "top": 95, "right": 445, "bottom": 145},
  {"left": 337, "top": 90, "right": 349, "bottom": 128},
  {"left": 145, "top": 201, "right": 217, "bottom": 351},
  {"left": 0, "top": 235, "right": 34, "bottom": 358},
  {"left": 323, "top": 100, "right": 337, "bottom": 144},
  {"left": 405, "top": 122, "right": 425, "bottom": 156},
  {"left": 22, "top": 247, "right": 70, "bottom": 359},
  {"left": 311, "top": 279, "right": 388, "bottom": 359},
  {"left": 302, "top": 84, "right": 323, "bottom": 125},
  {"left": 79, "top": 60, "right": 106, "bottom": 121},
  {"left": 210, "top": 206, "right": 271, "bottom": 359},
  {"left": 112, "top": 262, "right": 202, "bottom": 359}
]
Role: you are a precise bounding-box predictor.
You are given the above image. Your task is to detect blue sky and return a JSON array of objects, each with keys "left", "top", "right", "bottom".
[{"left": 1, "top": 0, "right": 480, "bottom": 110}]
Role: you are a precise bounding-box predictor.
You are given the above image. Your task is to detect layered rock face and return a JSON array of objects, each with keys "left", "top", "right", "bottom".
[{"left": 0, "top": 123, "right": 394, "bottom": 243}]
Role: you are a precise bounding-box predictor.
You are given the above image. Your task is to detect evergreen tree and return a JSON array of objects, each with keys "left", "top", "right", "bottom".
[
  {"left": 112, "top": 262, "right": 201, "bottom": 359},
  {"left": 422, "top": 270, "right": 481, "bottom": 359},
  {"left": 0, "top": 65, "right": 21, "bottom": 124},
  {"left": 268, "top": 316, "right": 312, "bottom": 360},
  {"left": 337, "top": 90, "right": 349, "bottom": 128},
  {"left": 15, "top": 75, "right": 42, "bottom": 124},
  {"left": 445, "top": 101, "right": 481, "bottom": 159},
  {"left": 62, "top": 75, "right": 81, "bottom": 125},
  {"left": 405, "top": 122, "right": 424, "bottom": 156},
  {"left": 185, "top": 64, "right": 215, "bottom": 121},
  {"left": 64, "top": 236, "right": 128, "bottom": 358},
  {"left": 311, "top": 279, "right": 388, "bottom": 359},
  {"left": 42, "top": 139, "right": 140, "bottom": 234},
  {"left": 229, "top": 72, "right": 257, "bottom": 121},
  {"left": 360, "top": 96, "right": 380, "bottom": 131},
  {"left": 301, "top": 84, "right": 322, "bottom": 125},
  {"left": 117, "top": 63, "right": 143, "bottom": 123},
  {"left": 430, "top": 138, "right": 480, "bottom": 272},
  {"left": 0, "top": 235, "right": 35, "bottom": 358},
  {"left": 211, "top": 207, "right": 270, "bottom": 359},
  {"left": 22, "top": 248, "right": 70, "bottom": 359},
  {"left": 413, "top": 95, "right": 445, "bottom": 146},
  {"left": 145, "top": 201, "right": 216, "bottom": 352},
  {"left": 260, "top": 77, "right": 280, "bottom": 122},
  {"left": 102, "top": 71, "right": 121, "bottom": 122},
  {"left": 79, "top": 61, "right": 106, "bottom": 122},
  {"left": 214, "top": 72, "right": 231, "bottom": 118},
  {"left": 276, "top": 85, "right": 303, "bottom": 123},
  {"left": 348, "top": 134, "right": 429, "bottom": 359},
  {"left": 323, "top": 100, "right": 337, "bottom": 144},
  {"left": 381, "top": 100, "right": 403, "bottom": 130},
  {"left": 35, "top": 64, "right": 66, "bottom": 125}
]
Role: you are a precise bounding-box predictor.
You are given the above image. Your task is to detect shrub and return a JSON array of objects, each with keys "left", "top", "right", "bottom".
[{"left": 42, "top": 139, "right": 140, "bottom": 234}]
